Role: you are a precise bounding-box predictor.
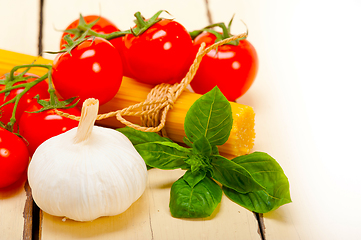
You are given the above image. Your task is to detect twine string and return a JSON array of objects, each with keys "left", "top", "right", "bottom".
[{"left": 55, "top": 33, "right": 247, "bottom": 133}]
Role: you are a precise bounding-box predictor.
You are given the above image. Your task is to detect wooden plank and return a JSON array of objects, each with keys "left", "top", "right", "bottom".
[
  {"left": 40, "top": 169, "right": 261, "bottom": 240},
  {"left": 0, "top": 176, "right": 32, "bottom": 240},
  {"left": 258, "top": 1, "right": 361, "bottom": 239},
  {"left": 0, "top": 0, "right": 40, "bottom": 56},
  {"left": 0, "top": 1, "right": 39, "bottom": 240},
  {"left": 209, "top": 0, "right": 361, "bottom": 239}
]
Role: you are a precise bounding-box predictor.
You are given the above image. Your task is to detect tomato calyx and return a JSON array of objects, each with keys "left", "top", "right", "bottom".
[
  {"left": 29, "top": 66, "right": 79, "bottom": 113},
  {"left": 54, "top": 14, "right": 131, "bottom": 54},
  {"left": 47, "top": 30, "right": 93, "bottom": 56},
  {"left": 189, "top": 15, "right": 248, "bottom": 46},
  {"left": 52, "top": 10, "right": 170, "bottom": 54},
  {"left": 0, "top": 68, "right": 33, "bottom": 98},
  {"left": 0, "top": 64, "right": 78, "bottom": 131},
  {"left": 29, "top": 95, "right": 78, "bottom": 113},
  {"left": 130, "top": 10, "right": 169, "bottom": 36},
  {"left": 62, "top": 14, "right": 101, "bottom": 44},
  {"left": 64, "top": 14, "right": 131, "bottom": 40},
  {"left": 0, "top": 65, "right": 50, "bottom": 131}
]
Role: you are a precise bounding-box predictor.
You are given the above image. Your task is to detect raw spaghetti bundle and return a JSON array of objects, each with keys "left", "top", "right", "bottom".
[{"left": 0, "top": 33, "right": 255, "bottom": 157}]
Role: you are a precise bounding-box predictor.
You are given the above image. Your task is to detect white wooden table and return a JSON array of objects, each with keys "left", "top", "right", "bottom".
[{"left": 1, "top": 0, "right": 361, "bottom": 239}]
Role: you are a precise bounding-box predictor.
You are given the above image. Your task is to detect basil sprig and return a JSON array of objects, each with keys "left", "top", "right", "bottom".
[{"left": 117, "top": 87, "right": 291, "bottom": 218}]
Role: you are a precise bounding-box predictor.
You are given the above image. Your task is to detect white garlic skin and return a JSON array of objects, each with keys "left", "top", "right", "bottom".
[{"left": 28, "top": 126, "right": 148, "bottom": 222}]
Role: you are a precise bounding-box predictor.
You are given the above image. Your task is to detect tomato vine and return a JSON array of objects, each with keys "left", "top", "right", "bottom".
[{"left": 0, "top": 64, "right": 78, "bottom": 132}]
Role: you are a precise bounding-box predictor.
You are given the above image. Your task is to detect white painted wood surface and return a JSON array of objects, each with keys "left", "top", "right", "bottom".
[
  {"left": 1, "top": 0, "right": 361, "bottom": 239},
  {"left": 0, "top": 1, "right": 39, "bottom": 240},
  {"left": 40, "top": 169, "right": 260, "bottom": 240},
  {"left": 0, "top": 0, "right": 40, "bottom": 56},
  {"left": 0, "top": 180, "right": 31, "bottom": 240}
]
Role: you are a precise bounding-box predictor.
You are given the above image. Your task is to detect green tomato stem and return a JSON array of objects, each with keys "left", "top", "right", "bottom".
[
  {"left": 7, "top": 74, "right": 48, "bottom": 130},
  {"left": 46, "top": 69, "right": 57, "bottom": 106},
  {"left": 189, "top": 17, "right": 248, "bottom": 46},
  {"left": 134, "top": 12, "right": 147, "bottom": 28},
  {"left": 87, "top": 29, "right": 132, "bottom": 40},
  {"left": 1, "top": 64, "right": 51, "bottom": 131}
]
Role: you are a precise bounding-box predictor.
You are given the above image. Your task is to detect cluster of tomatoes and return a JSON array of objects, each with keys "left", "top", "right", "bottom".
[
  {"left": 0, "top": 10, "right": 258, "bottom": 189},
  {"left": 52, "top": 11, "right": 258, "bottom": 103},
  {"left": 0, "top": 71, "right": 81, "bottom": 189}
]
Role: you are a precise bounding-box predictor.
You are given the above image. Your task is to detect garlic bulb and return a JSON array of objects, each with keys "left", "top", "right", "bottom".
[{"left": 28, "top": 98, "right": 147, "bottom": 222}]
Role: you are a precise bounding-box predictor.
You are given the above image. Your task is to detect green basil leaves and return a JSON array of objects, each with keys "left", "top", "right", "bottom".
[
  {"left": 170, "top": 176, "right": 222, "bottom": 218},
  {"left": 135, "top": 141, "right": 191, "bottom": 170},
  {"left": 184, "top": 86, "right": 233, "bottom": 146},
  {"left": 223, "top": 152, "right": 292, "bottom": 213},
  {"left": 117, "top": 87, "right": 291, "bottom": 218}
]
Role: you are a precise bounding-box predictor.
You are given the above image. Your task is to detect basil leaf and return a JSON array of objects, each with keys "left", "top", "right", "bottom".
[
  {"left": 192, "top": 135, "right": 212, "bottom": 156},
  {"left": 183, "top": 136, "right": 193, "bottom": 148},
  {"left": 210, "top": 155, "right": 264, "bottom": 193},
  {"left": 184, "top": 87, "right": 233, "bottom": 146},
  {"left": 183, "top": 169, "right": 207, "bottom": 188},
  {"left": 117, "top": 127, "right": 172, "bottom": 145},
  {"left": 169, "top": 176, "right": 222, "bottom": 218},
  {"left": 223, "top": 152, "right": 291, "bottom": 213},
  {"left": 135, "top": 141, "right": 191, "bottom": 170}
]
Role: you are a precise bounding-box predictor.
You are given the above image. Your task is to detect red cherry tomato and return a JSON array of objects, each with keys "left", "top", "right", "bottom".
[
  {"left": 52, "top": 37, "right": 123, "bottom": 106},
  {"left": 0, "top": 73, "right": 49, "bottom": 128},
  {"left": 0, "top": 127, "right": 29, "bottom": 188},
  {"left": 60, "top": 15, "right": 131, "bottom": 77},
  {"left": 123, "top": 19, "right": 194, "bottom": 85},
  {"left": 190, "top": 32, "right": 258, "bottom": 101},
  {"left": 109, "top": 36, "right": 134, "bottom": 78},
  {"left": 19, "top": 100, "right": 81, "bottom": 156}
]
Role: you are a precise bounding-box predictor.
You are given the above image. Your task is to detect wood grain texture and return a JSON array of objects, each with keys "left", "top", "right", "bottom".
[
  {"left": 40, "top": 169, "right": 261, "bottom": 240},
  {"left": 0, "top": 0, "right": 40, "bottom": 55},
  {"left": 0, "top": 175, "right": 31, "bottom": 240},
  {"left": 214, "top": 1, "right": 361, "bottom": 239},
  {"left": 23, "top": 182, "right": 34, "bottom": 240},
  {"left": 0, "top": 2, "right": 38, "bottom": 239}
]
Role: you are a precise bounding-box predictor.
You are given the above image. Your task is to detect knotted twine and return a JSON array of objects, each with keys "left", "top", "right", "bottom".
[{"left": 56, "top": 33, "right": 247, "bottom": 136}]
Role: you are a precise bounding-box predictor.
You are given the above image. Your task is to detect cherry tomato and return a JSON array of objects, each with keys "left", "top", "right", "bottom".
[
  {"left": 52, "top": 37, "right": 123, "bottom": 106},
  {"left": 0, "top": 127, "right": 29, "bottom": 188},
  {"left": 19, "top": 100, "right": 81, "bottom": 156},
  {"left": 109, "top": 36, "right": 134, "bottom": 78},
  {"left": 123, "top": 19, "right": 194, "bottom": 85},
  {"left": 60, "top": 15, "right": 131, "bottom": 77},
  {"left": 0, "top": 73, "right": 49, "bottom": 128},
  {"left": 190, "top": 32, "right": 258, "bottom": 101}
]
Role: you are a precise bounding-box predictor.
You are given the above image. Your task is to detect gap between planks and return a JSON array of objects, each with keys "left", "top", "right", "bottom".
[
  {"left": 255, "top": 213, "right": 266, "bottom": 240},
  {"left": 30, "top": 0, "right": 44, "bottom": 239},
  {"left": 23, "top": 182, "right": 33, "bottom": 240}
]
